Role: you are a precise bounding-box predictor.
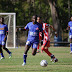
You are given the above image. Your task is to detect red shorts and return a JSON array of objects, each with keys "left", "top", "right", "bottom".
[{"left": 43, "top": 40, "right": 50, "bottom": 47}]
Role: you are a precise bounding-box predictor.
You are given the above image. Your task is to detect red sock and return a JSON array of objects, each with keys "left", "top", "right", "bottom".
[
  {"left": 37, "top": 44, "right": 39, "bottom": 49},
  {"left": 42, "top": 47, "right": 52, "bottom": 57}
]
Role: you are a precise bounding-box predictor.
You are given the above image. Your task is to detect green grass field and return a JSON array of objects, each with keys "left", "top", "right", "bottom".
[{"left": 0, "top": 46, "right": 72, "bottom": 72}]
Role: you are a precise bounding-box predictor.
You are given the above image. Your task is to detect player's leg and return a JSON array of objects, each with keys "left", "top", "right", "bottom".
[
  {"left": 0, "top": 45, "right": 5, "bottom": 60},
  {"left": 22, "top": 41, "right": 31, "bottom": 66},
  {"left": 22, "top": 45, "right": 30, "bottom": 66},
  {"left": 41, "top": 40, "right": 43, "bottom": 53},
  {"left": 41, "top": 40, "right": 58, "bottom": 62},
  {"left": 2, "top": 45, "right": 12, "bottom": 58},
  {"left": 2, "top": 40, "right": 12, "bottom": 58},
  {"left": 37, "top": 44, "right": 40, "bottom": 53},
  {"left": 69, "top": 35, "right": 72, "bottom": 53},
  {"left": 70, "top": 37, "right": 72, "bottom": 54},
  {"left": 1, "top": 35, "right": 12, "bottom": 58},
  {"left": 41, "top": 41, "right": 52, "bottom": 57},
  {"left": 32, "top": 48, "right": 37, "bottom": 55},
  {"left": 0, "top": 35, "right": 5, "bottom": 60},
  {"left": 32, "top": 43, "right": 38, "bottom": 55}
]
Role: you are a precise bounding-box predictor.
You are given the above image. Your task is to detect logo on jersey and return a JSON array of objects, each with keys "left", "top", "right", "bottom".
[
  {"left": 0, "top": 31, "right": 4, "bottom": 34},
  {"left": 30, "top": 32, "right": 37, "bottom": 36},
  {"left": 0, "top": 27, "right": 5, "bottom": 30}
]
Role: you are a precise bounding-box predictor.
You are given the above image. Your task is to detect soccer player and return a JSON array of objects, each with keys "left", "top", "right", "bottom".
[
  {"left": 0, "top": 17, "right": 12, "bottom": 60},
  {"left": 37, "top": 16, "right": 43, "bottom": 53},
  {"left": 19, "top": 15, "right": 43, "bottom": 66},
  {"left": 38, "top": 17, "right": 58, "bottom": 63},
  {"left": 67, "top": 16, "right": 72, "bottom": 54}
]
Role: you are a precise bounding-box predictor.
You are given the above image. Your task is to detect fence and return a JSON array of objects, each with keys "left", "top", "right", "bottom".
[{"left": 16, "top": 26, "right": 70, "bottom": 47}]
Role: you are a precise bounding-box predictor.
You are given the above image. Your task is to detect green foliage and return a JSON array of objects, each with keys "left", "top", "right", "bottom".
[
  {"left": 57, "top": 0, "right": 72, "bottom": 30},
  {"left": 0, "top": 0, "right": 72, "bottom": 30}
]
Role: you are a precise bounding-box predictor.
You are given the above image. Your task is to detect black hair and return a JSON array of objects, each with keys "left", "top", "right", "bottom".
[
  {"left": 31, "top": 15, "right": 38, "bottom": 21},
  {"left": 0, "top": 17, "right": 4, "bottom": 24},
  {"left": 37, "top": 15, "right": 42, "bottom": 19}
]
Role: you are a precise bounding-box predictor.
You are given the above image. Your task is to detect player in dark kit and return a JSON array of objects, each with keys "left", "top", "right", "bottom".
[{"left": 0, "top": 17, "right": 12, "bottom": 60}]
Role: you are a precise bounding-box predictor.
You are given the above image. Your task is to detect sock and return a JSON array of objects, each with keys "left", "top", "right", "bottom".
[
  {"left": 37, "top": 44, "right": 39, "bottom": 50},
  {"left": 1, "top": 53, "right": 4, "bottom": 57},
  {"left": 51, "top": 54, "right": 55, "bottom": 59},
  {"left": 70, "top": 43, "right": 72, "bottom": 51},
  {"left": 7, "top": 50, "right": 11, "bottom": 54},
  {"left": 4, "top": 48, "right": 11, "bottom": 54},
  {"left": 23, "top": 54, "right": 27, "bottom": 63},
  {"left": 41, "top": 47, "right": 52, "bottom": 57}
]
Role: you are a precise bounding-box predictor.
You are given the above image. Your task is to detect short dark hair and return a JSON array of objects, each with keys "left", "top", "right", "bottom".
[
  {"left": 37, "top": 15, "right": 42, "bottom": 19},
  {"left": 31, "top": 15, "right": 37, "bottom": 21},
  {"left": 0, "top": 17, "right": 4, "bottom": 23}
]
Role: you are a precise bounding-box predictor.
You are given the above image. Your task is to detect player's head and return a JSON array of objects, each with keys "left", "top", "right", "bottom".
[
  {"left": 70, "top": 16, "right": 72, "bottom": 21},
  {"left": 0, "top": 17, "right": 4, "bottom": 24},
  {"left": 32, "top": 15, "right": 37, "bottom": 24},
  {"left": 37, "top": 16, "right": 42, "bottom": 24}
]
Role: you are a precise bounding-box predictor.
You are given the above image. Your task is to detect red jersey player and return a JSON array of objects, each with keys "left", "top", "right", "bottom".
[
  {"left": 37, "top": 16, "right": 58, "bottom": 62},
  {"left": 42, "top": 22, "right": 58, "bottom": 63}
]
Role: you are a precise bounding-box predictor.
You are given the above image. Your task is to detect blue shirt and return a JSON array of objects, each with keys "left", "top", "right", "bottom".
[
  {"left": 24, "top": 22, "right": 43, "bottom": 42},
  {"left": 68, "top": 21, "right": 72, "bottom": 35},
  {"left": 0, "top": 24, "right": 8, "bottom": 35}
]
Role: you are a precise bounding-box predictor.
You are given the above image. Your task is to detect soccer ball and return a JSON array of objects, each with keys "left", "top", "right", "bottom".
[{"left": 40, "top": 60, "right": 48, "bottom": 67}]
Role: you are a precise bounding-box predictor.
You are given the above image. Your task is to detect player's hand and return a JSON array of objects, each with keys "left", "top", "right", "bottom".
[
  {"left": 55, "top": 32, "right": 58, "bottom": 37},
  {"left": 17, "top": 28, "right": 21, "bottom": 31}
]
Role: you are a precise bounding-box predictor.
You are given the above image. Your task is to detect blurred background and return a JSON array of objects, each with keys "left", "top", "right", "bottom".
[{"left": 0, "top": 0, "right": 72, "bottom": 47}]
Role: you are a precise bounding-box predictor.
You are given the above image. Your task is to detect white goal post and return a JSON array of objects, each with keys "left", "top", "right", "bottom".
[{"left": 0, "top": 13, "right": 16, "bottom": 48}]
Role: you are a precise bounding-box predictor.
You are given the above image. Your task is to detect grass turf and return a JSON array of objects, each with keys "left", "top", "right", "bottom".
[{"left": 0, "top": 47, "right": 72, "bottom": 72}]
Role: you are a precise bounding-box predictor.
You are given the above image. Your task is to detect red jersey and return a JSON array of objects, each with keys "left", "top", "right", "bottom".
[{"left": 43, "top": 23, "right": 50, "bottom": 41}]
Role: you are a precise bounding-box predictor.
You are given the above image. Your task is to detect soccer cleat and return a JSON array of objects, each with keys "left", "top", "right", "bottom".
[
  {"left": 51, "top": 59, "right": 53, "bottom": 62},
  {"left": 0, "top": 57, "right": 5, "bottom": 60},
  {"left": 9, "top": 52, "right": 12, "bottom": 59},
  {"left": 37, "top": 50, "right": 40, "bottom": 53},
  {"left": 37, "top": 51, "right": 40, "bottom": 53},
  {"left": 70, "top": 51, "right": 72, "bottom": 54},
  {"left": 54, "top": 58, "right": 58, "bottom": 63},
  {"left": 22, "top": 62, "right": 26, "bottom": 66},
  {"left": 41, "top": 50, "right": 43, "bottom": 53},
  {"left": 51, "top": 55, "right": 54, "bottom": 62}
]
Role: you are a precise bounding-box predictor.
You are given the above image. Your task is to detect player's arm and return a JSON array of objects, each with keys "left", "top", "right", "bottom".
[
  {"left": 4, "top": 26, "right": 8, "bottom": 41},
  {"left": 66, "top": 26, "right": 70, "bottom": 30},
  {"left": 18, "top": 24, "right": 29, "bottom": 31},
  {"left": 49, "top": 25, "right": 57, "bottom": 37},
  {"left": 18, "top": 28, "right": 26, "bottom": 31}
]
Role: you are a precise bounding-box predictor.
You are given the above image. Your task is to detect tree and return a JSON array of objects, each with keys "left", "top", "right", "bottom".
[{"left": 48, "top": 0, "right": 61, "bottom": 36}]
